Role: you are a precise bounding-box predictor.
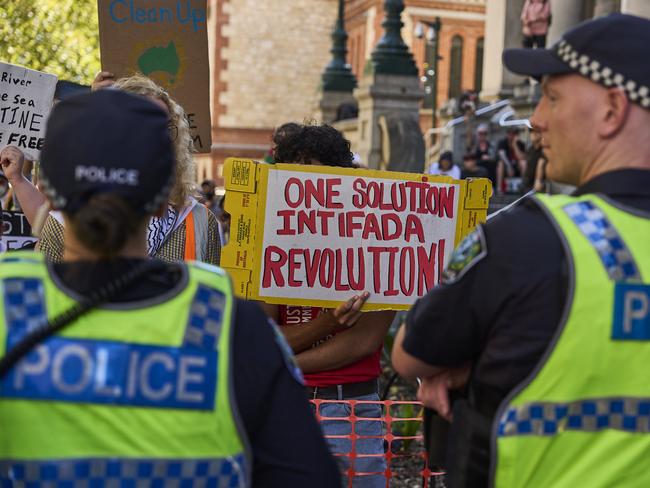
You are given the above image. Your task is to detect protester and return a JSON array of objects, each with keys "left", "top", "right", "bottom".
[
  {"left": 521, "top": 129, "right": 548, "bottom": 192},
  {"left": 472, "top": 123, "right": 497, "bottom": 186},
  {"left": 460, "top": 152, "right": 488, "bottom": 179},
  {"left": 200, "top": 179, "right": 221, "bottom": 216},
  {"left": 496, "top": 127, "right": 526, "bottom": 193},
  {"left": 266, "top": 122, "right": 395, "bottom": 488},
  {"left": 0, "top": 90, "right": 342, "bottom": 487},
  {"left": 392, "top": 13, "right": 650, "bottom": 487},
  {"left": 521, "top": 0, "right": 551, "bottom": 49},
  {"left": 5, "top": 73, "right": 221, "bottom": 264},
  {"left": 429, "top": 151, "right": 461, "bottom": 179},
  {"left": 217, "top": 194, "right": 231, "bottom": 246}
]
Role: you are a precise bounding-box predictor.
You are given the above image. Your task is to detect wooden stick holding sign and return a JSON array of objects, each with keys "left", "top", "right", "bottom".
[
  {"left": 96, "top": 0, "right": 211, "bottom": 152},
  {"left": 221, "top": 159, "right": 492, "bottom": 311},
  {"left": 0, "top": 62, "right": 57, "bottom": 161}
]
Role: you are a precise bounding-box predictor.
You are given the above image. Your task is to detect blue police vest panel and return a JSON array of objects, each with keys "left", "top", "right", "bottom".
[{"left": 1, "top": 281, "right": 224, "bottom": 410}]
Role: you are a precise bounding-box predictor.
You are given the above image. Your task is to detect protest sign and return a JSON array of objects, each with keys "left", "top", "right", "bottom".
[
  {"left": 97, "top": 0, "right": 211, "bottom": 152},
  {"left": 0, "top": 63, "right": 57, "bottom": 160},
  {"left": 221, "top": 159, "right": 492, "bottom": 310},
  {"left": 1, "top": 211, "right": 37, "bottom": 252}
]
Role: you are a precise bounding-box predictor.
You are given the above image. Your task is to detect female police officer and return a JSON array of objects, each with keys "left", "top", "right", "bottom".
[{"left": 0, "top": 90, "right": 340, "bottom": 487}]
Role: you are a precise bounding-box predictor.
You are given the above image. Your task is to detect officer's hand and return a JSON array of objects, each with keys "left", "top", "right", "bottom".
[
  {"left": 92, "top": 71, "right": 116, "bottom": 91},
  {"left": 329, "top": 292, "right": 371, "bottom": 328},
  {"left": 417, "top": 365, "right": 471, "bottom": 421},
  {"left": 0, "top": 145, "right": 26, "bottom": 183}
]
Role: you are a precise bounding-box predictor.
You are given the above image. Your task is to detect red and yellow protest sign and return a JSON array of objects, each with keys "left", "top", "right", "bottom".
[{"left": 221, "top": 158, "right": 491, "bottom": 310}]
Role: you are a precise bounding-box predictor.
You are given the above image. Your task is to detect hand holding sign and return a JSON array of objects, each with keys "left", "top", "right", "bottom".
[
  {"left": 0, "top": 145, "right": 25, "bottom": 183},
  {"left": 329, "top": 291, "right": 371, "bottom": 329},
  {"left": 92, "top": 71, "right": 116, "bottom": 91}
]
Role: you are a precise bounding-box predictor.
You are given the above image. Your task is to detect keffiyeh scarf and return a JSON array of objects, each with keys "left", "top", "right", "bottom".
[{"left": 146, "top": 204, "right": 178, "bottom": 257}]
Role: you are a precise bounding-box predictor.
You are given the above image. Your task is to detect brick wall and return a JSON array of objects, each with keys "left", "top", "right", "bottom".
[{"left": 218, "top": 0, "right": 337, "bottom": 129}]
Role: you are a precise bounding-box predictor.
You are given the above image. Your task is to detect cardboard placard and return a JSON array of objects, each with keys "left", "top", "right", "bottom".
[
  {"left": 221, "top": 159, "right": 492, "bottom": 310},
  {"left": 1, "top": 211, "right": 37, "bottom": 252},
  {"left": 0, "top": 63, "right": 57, "bottom": 160},
  {"left": 97, "top": 0, "right": 211, "bottom": 152}
]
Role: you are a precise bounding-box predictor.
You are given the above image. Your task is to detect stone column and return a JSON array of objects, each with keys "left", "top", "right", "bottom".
[
  {"left": 315, "top": 0, "right": 357, "bottom": 124},
  {"left": 593, "top": 0, "right": 621, "bottom": 16},
  {"left": 621, "top": 0, "right": 650, "bottom": 18},
  {"left": 355, "top": 0, "right": 424, "bottom": 172},
  {"left": 481, "top": 0, "right": 526, "bottom": 100},
  {"left": 547, "top": 0, "right": 586, "bottom": 44}
]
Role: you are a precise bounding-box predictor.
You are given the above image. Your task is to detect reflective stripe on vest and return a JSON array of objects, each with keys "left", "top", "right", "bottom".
[
  {"left": 563, "top": 200, "right": 641, "bottom": 281},
  {"left": 184, "top": 205, "right": 208, "bottom": 262},
  {"left": 500, "top": 397, "right": 650, "bottom": 436},
  {"left": 0, "top": 455, "right": 245, "bottom": 486},
  {"left": 491, "top": 194, "right": 650, "bottom": 488}
]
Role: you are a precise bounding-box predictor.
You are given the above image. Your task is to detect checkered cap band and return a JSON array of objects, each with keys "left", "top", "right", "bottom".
[
  {"left": 555, "top": 40, "right": 650, "bottom": 109},
  {"left": 499, "top": 398, "right": 650, "bottom": 437},
  {"left": 0, "top": 456, "right": 245, "bottom": 488},
  {"left": 3, "top": 278, "right": 48, "bottom": 341},
  {"left": 563, "top": 201, "right": 641, "bottom": 282},
  {"left": 183, "top": 285, "right": 226, "bottom": 350}
]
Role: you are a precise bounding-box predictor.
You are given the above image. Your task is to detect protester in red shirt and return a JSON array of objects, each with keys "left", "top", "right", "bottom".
[{"left": 263, "top": 122, "right": 395, "bottom": 488}]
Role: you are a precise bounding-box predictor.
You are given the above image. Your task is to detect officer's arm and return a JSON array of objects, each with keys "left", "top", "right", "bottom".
[
  {"left": 296, "top": 310, "right": 395, "bottom": 373},
  {"left": 233, "top": 300, "right": 342, "bottom": 487},
  {"left": 392, "top": 325, "right": 445, "bottom": 380}
]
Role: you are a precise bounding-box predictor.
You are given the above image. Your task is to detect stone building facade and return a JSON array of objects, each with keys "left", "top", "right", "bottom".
[
  {"left": 483, "top": 0, "right": 650, "bottom": 102},
  {"left": 346, "top": 0, "right": 485, "bottom": 132},
  {"left": 201, "top": 0, "right": 486, "bottom": 184},
  {"left": 200, "top": 0, "right": 337, "bottom": 183}
]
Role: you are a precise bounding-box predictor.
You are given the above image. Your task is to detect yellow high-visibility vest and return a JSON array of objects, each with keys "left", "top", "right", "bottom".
[{"left": 0, "top": 252, "right": 250, "bottom": 487}]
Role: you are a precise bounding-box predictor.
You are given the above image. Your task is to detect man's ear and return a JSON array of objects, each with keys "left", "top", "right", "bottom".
[{"left": 599, "top": 87, "right": 631, "bottom": 138}]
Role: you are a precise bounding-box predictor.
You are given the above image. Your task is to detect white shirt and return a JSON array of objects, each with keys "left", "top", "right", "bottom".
[{"left": 428, "top": 163, "right": 461, "bottom": 179}]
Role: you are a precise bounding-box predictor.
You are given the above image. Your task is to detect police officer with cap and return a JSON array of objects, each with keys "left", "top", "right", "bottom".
[
  {"left": 0, "top": 90, "right": 341, "bottom": 487},
  {"left": 392, "top": 13, "right": 650, "bottom": 487}
]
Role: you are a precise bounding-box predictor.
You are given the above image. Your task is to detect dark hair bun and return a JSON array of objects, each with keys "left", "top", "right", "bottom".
[{"left": 71, "top": 194, "right": 144, "bottom": 258}]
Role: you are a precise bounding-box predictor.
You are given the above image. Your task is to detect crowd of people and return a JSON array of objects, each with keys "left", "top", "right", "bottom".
[
  {"left": 428, "top": 124, "right": 548, "bottom": 195},
  {"left": 1, "top": 11, "right": 649, "bottom": 488}
]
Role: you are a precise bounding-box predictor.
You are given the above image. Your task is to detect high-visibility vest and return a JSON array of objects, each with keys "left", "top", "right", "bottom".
[
  {"left": 492, "top": 194, "right": 650, "bottom": 487},
  {"left": 0, "top": 251, "right": 250, "bottom": 487},
  {"left": 185, "top": 204, "right": 209, "bottom": 261}
]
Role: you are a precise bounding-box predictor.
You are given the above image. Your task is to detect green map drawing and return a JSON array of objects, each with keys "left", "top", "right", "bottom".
[{"left": 138, "top": 41, "right": 180, "bottom": 84}]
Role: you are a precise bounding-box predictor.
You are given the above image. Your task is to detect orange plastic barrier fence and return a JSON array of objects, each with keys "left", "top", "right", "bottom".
[{"left": 311, "top": 399, "right": 445, "bottom": 487}]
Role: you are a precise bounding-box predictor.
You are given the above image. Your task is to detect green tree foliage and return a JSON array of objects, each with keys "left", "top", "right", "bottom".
[{"left": 0, "top": 0, "right": 100, "bottom": 84}]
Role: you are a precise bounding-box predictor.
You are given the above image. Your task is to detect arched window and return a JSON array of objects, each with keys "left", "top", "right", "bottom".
[
  {"left": 475, "top": 37, "right": 484, "bottom": 93},
  {"left": 448, "top": 35, "right": 463, "bottom": 99}
]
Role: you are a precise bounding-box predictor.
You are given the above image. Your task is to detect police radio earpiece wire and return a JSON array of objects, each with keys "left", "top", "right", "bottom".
[{"left": 0, "top": 260, "right": 155, "bottom": 379}]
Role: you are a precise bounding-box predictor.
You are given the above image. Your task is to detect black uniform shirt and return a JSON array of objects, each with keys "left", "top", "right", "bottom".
[
  {"left": 403, "top": 169, "right": 650, "bottom": 414},
  {"left": 50, "top": 260, "right": 341, "bottom": 488}
]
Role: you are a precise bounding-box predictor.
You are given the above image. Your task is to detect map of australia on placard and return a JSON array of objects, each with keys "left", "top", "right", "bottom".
[{"left": 137, "top": 41, "right": 180, "bottom": 84}]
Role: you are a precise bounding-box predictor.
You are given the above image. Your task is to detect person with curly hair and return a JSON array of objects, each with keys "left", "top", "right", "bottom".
[
  {"left": 6, "top": 72, "right": 221, "bottom": 265},
  {"left": 271, "top": 123, "right": 357, "bottom": 167},
  {"left": 265, "top": 122, "right": 394, "bottom": 488}
]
